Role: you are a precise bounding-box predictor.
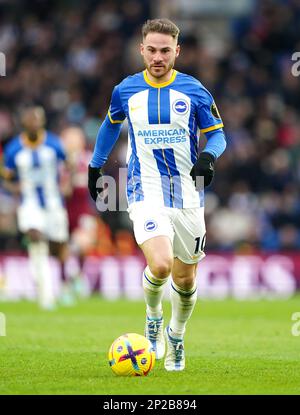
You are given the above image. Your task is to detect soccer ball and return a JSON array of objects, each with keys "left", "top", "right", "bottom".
[{"left": 108, "top": 333, "right": 155, "bottom": 376}]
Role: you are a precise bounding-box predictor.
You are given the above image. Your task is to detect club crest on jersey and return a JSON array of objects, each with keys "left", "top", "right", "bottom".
[
  {"left": 172, "top": 99, "right": 189, "bottom": 115},
  {"left": 144, "top": 220, "right": 158, "bottom": 232}
]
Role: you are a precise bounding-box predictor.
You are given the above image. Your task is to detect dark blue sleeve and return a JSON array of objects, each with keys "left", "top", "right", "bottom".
[
  {"left": 4, "top": 148, "right": 16, "bottom": 170},
  {"left": 3, "top": 138, "right": 20, "bottom": 170},
  {"left": 108, "top": 85, "right": 126, "bottom": 123},
  {"left": 46, "top": 132, "right": 66, "bottom": 161},
  {"left": 202, "top": 128, "right": 227, "bottom": 159},
  {"left": 196, "top": 87, "right": 224, "bottom": 133},
  {"left": 90, "top": 115, "right": 123, "bottom": 168}
]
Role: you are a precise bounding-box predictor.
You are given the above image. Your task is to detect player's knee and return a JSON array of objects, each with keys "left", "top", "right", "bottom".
[
  {"left": 27, "top": 229, "right": 43, "bottom": 243},
  {"left": 173, "top": 273, "right": 195, "bottom": 290},
  {"left": 149, "top": 259, "right": 172, "bottom": 279}
]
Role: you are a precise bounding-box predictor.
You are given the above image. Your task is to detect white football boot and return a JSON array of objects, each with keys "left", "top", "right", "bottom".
[
  {"left": 164, "top": 326, "right": 185, "bottom": 371},
  {"left": 145, "top": 316, "right": 165, "bottom": 360}
]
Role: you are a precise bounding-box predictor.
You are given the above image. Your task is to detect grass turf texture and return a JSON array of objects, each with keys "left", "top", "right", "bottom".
[{"left": 1, "top": 296, "right": 300, "bottom": 395}]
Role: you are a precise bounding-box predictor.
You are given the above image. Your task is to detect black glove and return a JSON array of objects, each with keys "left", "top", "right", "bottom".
[
  {"left": 190, "top": 152, "right": 215, "bottom": 188},
  {"left": 88, "top": 165, "right": 104, "bottom": 201}
]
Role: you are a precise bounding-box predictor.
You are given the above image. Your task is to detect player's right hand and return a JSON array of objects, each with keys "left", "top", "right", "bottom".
[{"left": 88, "top": 165, "right": 104, "bottom": 201}]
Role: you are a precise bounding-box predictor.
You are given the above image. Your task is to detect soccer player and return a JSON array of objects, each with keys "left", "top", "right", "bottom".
[
  {"left": 88, "top": 19, "right": 226, "bottom": 371},
  {"left": 2, "top": 106, "right": 70, "bottom": 310}
]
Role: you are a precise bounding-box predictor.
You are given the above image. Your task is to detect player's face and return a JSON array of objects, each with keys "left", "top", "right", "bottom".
[
  {"left": 22, "top": 109, "right": 45, "bottom": 141},
  {"left": 141, "top": 32, "right": 180, "bottom": 82}
]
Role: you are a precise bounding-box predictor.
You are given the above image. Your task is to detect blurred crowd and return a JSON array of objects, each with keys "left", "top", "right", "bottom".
[{"left": 0, "top": 0, "right": 300, "bottom": 255}]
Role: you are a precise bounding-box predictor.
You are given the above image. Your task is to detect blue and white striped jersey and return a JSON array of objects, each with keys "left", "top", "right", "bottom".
[
  {"left": 4, "top": 131, "right": 66, "bottom": 209},
  {"left": 107, "top": 70, "right": 224, "bottom": 208}
]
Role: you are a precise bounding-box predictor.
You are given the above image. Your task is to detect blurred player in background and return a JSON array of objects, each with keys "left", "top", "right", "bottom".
[
  {"left": 88, "top": 18, "right": 226, "bottom": 371},
  {"left": 2, "top": 106, "right": 73, "bottom": 309},
  {"left": 60, "top": 126, "right": 95, "bottom": 297}
]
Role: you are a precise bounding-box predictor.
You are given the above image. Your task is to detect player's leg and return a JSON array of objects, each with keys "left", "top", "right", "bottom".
[
  {"left": 164, "top": 259, "right": 198, "bottom": 370},
  {"left": 169, "top": 258, "right": 198, "bottom": 339},
  {"left": 68, "top": 213, "right": 95, "bottom": 298},
  {"left": 47, "top": 207, "right": 76, "bottom": 305},
  {"left": 27, "top": 229, "right": 56, "bottom": 310},
  {"left": 139, "top": 235, "right": 173, "bottom": 359},
  {"left": 17, "top": 205, "right": 56, "bottom": 310},
  {"left": 140, "top": 235, "right": 173, "bottom": 318},
  {"left": 49, "top": 240, "right": 75, "bottom": 306},
  {"left": 164, "top": 207, "right": 205, "bottom": 371},
  {"left": 128, "top": 202, "right": 174, "bottom": 359}
]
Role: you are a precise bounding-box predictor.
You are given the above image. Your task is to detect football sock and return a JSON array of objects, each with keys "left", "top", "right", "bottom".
[
  {"left": 143, "top": 266, "right": 169, "bottom": 319},
  {"left": 28, "top": 241, "right": 55, "bottom": 309},
  {"left": 169, "top": 280, "right": 198, "bottom": 339}
]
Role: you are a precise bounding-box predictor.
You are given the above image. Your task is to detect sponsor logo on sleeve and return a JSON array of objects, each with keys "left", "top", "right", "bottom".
[{"left": 210, "top": 102, "right": 221, "bottom": 119}]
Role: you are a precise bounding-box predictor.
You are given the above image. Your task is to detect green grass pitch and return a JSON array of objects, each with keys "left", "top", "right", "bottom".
[{"left": 1, "top": 296, "right": 300, "bottom": 395}]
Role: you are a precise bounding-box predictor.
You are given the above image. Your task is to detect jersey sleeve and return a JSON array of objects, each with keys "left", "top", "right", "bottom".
[
  {"left": 196, "top": 87, "right": 224, "bottom": 134},
  {"left": 46, "top": 133, "right": 66, "bottom": 161},
  {"left": 203, "top": 128, "right": 227, "bottom": 159},
  {"left": 107, "top": 85, "right": 126, "bottom": 124},
  {"left": 55, "top": 140, "right": 66, "bottom": 161},
  {"left": 90, "top": 115, "right": 122, "bottom": 168},
  {"left": 3, "top": 141, "right": 18, "bottom": 171}
]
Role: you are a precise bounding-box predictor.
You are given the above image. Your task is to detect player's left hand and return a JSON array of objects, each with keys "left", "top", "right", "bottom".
[
  {"left": 190, "top": 152, "right": 215, "bottom": 188},
  {"left": 88, "top": 165, "right": 104, "bottom": 201}
]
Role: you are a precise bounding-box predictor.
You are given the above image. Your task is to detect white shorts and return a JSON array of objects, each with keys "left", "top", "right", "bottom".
[
  {"left": 17, "top": 204, "right": 69, "bottom": 243},
  {"left": 128, "top": 202, "right": 206, "bottom": 264}
]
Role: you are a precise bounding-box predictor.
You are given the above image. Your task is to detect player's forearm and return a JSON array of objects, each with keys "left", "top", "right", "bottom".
[
  {"left": 90, "top": 116, "right": 122, "bottom": 168},
  {"left": 1, "top": 166, "right": 15, "bottom": 180},
  {"left": 202, "top": 129, "right": 227, "bottom": 160},
  {"left": 2, "top": 178, "right": 20, "bottom": 195}
]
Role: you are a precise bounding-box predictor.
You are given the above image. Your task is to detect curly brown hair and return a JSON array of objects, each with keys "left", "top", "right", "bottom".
[{"left": 142, "top": 18, "right": 180, "bottom": 40}]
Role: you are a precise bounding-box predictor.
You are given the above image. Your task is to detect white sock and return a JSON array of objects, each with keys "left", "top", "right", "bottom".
[
  {"left": 28, "top": 241, "right": 55, "bottom": 309},
  {"left": 143, "top": 266, "right": 169, "bottom": 319},
  {"left": 169, "top": 280, "right": 198, "bottom": 339}
]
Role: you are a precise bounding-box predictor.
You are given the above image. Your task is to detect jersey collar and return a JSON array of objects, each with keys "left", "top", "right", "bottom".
[
  {"left": 143, "top": 69, "right": 177, "bottom": 88},
  {"left": 21, "top": 129, "right": 46, "bottom": 148}
]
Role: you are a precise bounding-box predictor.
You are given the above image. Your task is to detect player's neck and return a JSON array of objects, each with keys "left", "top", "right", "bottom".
[
  {"left": 145, "top": 68, "right": 175, "bottom": 85},
  {"left": 21, "top": 129, "right": 46, "bottom": 148}
]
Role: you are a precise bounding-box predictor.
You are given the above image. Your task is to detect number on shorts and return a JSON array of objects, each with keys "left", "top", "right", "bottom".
[{"left": 194, "top": 233, "right": 206, "bottom": 254}]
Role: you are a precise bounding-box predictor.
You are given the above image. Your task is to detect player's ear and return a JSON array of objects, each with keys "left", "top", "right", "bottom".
[
  {"left": 140, "top": 43, "right": 144, "bottom": 56},
  {"left": 175, "top": 44, "right": 180, "bottom": 58}
]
